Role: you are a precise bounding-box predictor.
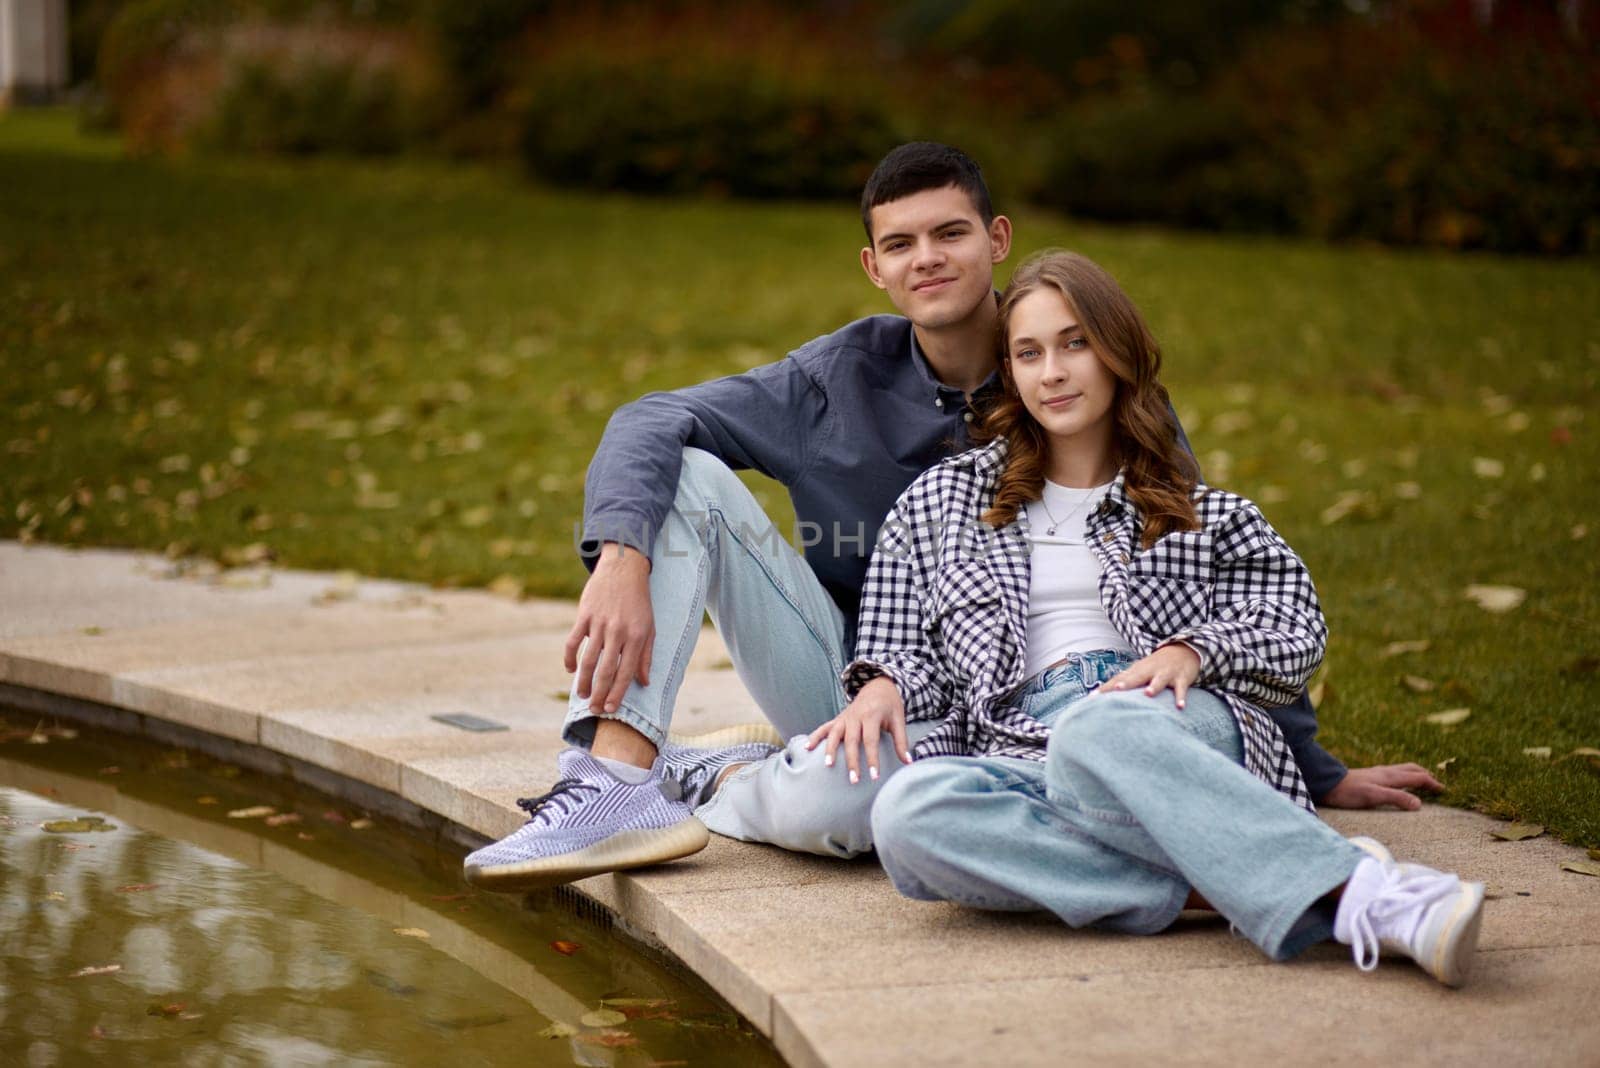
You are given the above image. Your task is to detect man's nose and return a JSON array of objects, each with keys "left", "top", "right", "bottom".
[{"left": 912, "top": 238, "right": 946, "bottom": 269}]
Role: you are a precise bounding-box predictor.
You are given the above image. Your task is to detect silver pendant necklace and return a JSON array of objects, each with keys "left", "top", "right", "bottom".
[{"left": 1038, "top": 488, "right": 1094, "bottom": 538}]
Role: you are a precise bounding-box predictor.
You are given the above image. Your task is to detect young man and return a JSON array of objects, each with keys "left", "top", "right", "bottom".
[{"left": 463, "top": 143, "right": 1441, "bottom": 892}]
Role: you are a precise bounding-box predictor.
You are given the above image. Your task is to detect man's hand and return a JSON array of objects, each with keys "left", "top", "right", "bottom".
[
  {"left": 563, "top": 543, "right": 653, "bottom": 717},
  {"left": 805, "top": 676, "right": 912, "bottom": 785},
  {"left": 1095, "top": 643, "right": 1202, "bottom": 707},
  {"left": 1319, "top": 764, "right": 1445, "bottom": 810}
]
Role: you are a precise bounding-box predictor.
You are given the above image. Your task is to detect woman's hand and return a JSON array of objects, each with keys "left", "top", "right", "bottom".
[
  {"left": 1095, "top": 643, "right": 1202, "bottom": 708},
  {"left": 805, "top": 676, "right": 912, "bottom": 785}
]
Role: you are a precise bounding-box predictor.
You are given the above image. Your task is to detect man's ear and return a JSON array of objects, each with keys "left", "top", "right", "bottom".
[
  {"left": 860, "top": 245, "right": 887, "bottom": 290},
  {"left": 988, "top": 215, "right": 1014, "bottom": 264}
]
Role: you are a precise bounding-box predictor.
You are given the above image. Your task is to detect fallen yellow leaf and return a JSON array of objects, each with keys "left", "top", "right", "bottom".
[
  {"left": 1489, "top": 822, "right": 1543, "bottom": 841},
  {"left": 1380, "top": 639, "right": 1430, "bottom": 658},
  {"left": 1401, "top": 675, "right": 1435, "bottom": 693},
  {"left": 226, "top": 806, "right": 275, "bottom": 820},
  {"left": 1425, "top": 708, "right": 1472, "bottom": 726},
  {"left": 1462, "top": 584, "right": 1526, "bottom": 613},
  {"left": 393, "top": 928, "right": 430, "bottom": 940},
  {"left": 579, "top": 1009, "right": 628, "bottom": 1028},
  {"left": 1521, "top": 747, "right": 1552, "bottom": 759}
]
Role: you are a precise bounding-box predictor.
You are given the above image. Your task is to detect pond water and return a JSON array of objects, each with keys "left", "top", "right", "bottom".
[{"left": 0, "top": 706, "right": 784, "bottom": 1067}]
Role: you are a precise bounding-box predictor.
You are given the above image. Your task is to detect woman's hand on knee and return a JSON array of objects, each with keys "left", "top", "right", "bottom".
[
  {"left": 805, "top": 677, "right": 911, "bottom": 785},
  {"left": 1095, "top": 643, "right": 1201, "bottom": 708}
]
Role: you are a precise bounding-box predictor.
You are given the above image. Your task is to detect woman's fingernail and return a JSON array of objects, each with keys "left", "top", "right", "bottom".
[
  {"left": 869, "top": 766, "right": 879, "bottom": 781},
  {"left": 849, "top": 770, "right": 859, "bottom": 785},
  {"left": 825, "top": 755, "right": 834, "bottom": 767}
]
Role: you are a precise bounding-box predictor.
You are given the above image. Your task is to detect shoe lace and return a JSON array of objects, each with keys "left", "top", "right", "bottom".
[
  {"left": 516, "top": 778, "right": 599, "bottom": 826},
  {"left": 1348, "top": 867, "right": 1461, "bottom": 972}
]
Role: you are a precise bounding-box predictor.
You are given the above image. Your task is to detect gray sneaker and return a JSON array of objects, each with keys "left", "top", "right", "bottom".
[
  {"left": 660, "top": 736, "right": 782, "bottom": 809},
  {"left": 462, "top": 748, "right": 708, "bottom": 892}
]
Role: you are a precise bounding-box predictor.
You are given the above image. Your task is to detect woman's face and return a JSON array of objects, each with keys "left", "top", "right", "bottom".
[{"left": 1006, "top": 286, "right": 1118, "bottom": 454}]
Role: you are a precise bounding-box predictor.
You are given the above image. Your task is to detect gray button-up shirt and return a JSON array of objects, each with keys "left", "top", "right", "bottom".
[{"left": 581, "top": 314, "right": 993, "bottom": 629}]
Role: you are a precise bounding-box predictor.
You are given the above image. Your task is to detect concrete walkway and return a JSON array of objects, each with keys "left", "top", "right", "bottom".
[{"left": 2, "top": 541, "right": 1597, "bottom": 1067}]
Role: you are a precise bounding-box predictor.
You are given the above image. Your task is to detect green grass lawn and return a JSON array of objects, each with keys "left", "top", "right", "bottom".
[{"left": 4, "top": 109, "right": 1598, "bottom": 848}]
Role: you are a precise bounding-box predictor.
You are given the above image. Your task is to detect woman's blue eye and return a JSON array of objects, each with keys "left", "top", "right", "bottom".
[{"left": 1066, "top": 337, "right": 1088, "bottom": 349}]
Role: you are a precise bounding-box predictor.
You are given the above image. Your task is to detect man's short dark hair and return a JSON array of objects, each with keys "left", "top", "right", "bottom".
[{"left": 860, "top": 142, "right": 994, "bottom": 241}]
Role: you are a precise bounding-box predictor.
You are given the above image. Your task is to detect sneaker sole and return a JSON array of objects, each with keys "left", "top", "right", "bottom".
[
  {"left": 1426, "top": 881, "right": 1486, "bottom": 988},
  {"left": 667, "top": 723, "right": 785, "bottom": 748},
  {"left": 463, "top": 819, "right": 710, "bottom": 892}
]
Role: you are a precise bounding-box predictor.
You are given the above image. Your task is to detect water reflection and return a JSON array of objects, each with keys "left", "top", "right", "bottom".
[{"left": 0, "top": 710, "right": 782, "bottom": 1067}]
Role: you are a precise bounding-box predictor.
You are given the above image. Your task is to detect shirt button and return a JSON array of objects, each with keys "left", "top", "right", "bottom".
[
  {"left": 1101, "top": 533, "right": 1116, "bottom": 544},
  {"left": 1119, "top": 552, "right": 1130, "bottom": 564},
  {"left": 935, "top": 397, "right": 944, "bottom": 408},
  {"left": 962, "top": 410, "right": 973, "bottom": 423}
]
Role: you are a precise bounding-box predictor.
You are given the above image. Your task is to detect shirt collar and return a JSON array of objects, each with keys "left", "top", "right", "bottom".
[{"left": 907, "top": 322, "right": 1002, "bottom": 403}]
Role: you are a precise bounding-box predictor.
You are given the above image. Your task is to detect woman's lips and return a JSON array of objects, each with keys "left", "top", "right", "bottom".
[{"left": 1043, "top": 393, "right": 1081, "bottom": 408}]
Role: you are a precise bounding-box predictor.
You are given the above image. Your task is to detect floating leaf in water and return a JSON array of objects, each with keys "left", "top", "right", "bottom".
[
  {"left": 1401, "top": 675, "right": 1435, "bottom": 693},
  {"left": 580, "top": 1009, "right": 627, "bottom": 1028},
  {"left": 43, "top": 817, "right": 115, "bottom": 833},
  {"left": 146, "top": 1002, "right": 187, "bottom": 1018},
  {"left": 349, "top": 818, "right": 373, "bottom": 830},
  {"left": 577, "top": 1030, "right": 638, "bottom": 1048},
  {"left": 602, "top": 998, "right": 676, "bottom": 1009},
  {"left": 550, "top": 940, "right": 582, "bottom": 956},
  {"left": 537, "top": 1022, "right": 578, "bottom": 1040},
  {"left": 1490, "top": 823, "right": 1544, "bottom": 841},
  {"left": 196, "top": 796, "right": 218, "bottom": 805},
  {"left": 1380, "top": 639, "right": 1430, "bottom": 659},
  {"left": 1462, "top": 584, "right": 1526, "bottom": 613},
  {"left": 1522, "top": 747, "right": 1552, "bottom": 759},
  {"left": 1561, "top": 860, "right": 1600, "bottom": 878},
  {"left": 116, "top": 883, "right": 159, "bottom": 894},
  {"left": 364, "top": 970, "right": 419, "bottom": 997},
  {"left": 1425, "top": 708, "right": 1472, "bottom": 726},
  {"left": 227, "top": 806, "right": 274, "bottom": 820},
  {"left": 393, "top": 928, "right": 430, "bottom": 940},
  {"left": 263, "top": 813, "right": 301, "bottom": 827},
  {"left": 69, "top": 964, "right": 121, "bottom": 978}
]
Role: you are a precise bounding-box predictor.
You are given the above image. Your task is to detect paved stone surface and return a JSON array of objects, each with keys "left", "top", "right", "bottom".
[{"left": 3, "top": 541, "right": 1597, "bottom": 1066}]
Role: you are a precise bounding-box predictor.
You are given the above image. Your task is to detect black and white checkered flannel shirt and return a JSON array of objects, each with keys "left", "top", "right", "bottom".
[{"left": 841, "top": 437, "right": 1326, "bottom": 810}]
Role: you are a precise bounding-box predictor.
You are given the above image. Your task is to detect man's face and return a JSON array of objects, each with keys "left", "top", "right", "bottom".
[{"left": 860, "top": 185, "right": 1011, "bottom": 330}]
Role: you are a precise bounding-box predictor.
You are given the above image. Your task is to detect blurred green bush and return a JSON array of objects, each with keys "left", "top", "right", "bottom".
[
  {"left": 1037, "top": 14, "right": 1599, "bottom": 254},
  {"left": 516, "top": 60, "right": 899, "bottom": 199},
  {"left": 98, "top": 0, "right": 440, "bottom": 155}
]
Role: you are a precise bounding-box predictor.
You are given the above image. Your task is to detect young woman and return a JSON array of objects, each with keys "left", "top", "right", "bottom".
[{"left": 808, "top": 250, "right": 1484, "bottom": 985}]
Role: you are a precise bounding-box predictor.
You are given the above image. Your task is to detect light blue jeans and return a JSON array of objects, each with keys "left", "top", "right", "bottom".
[
  {"left": 563, "top": 448, "right": 929, "bottom": 856},
  {"left": 871, "top": 659, "right": 1365, "bottom": 960}
]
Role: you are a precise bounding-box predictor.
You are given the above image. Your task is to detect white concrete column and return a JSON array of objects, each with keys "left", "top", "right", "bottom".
[{"left": 0, "top": 0, "right": 70, "bottom": 106}]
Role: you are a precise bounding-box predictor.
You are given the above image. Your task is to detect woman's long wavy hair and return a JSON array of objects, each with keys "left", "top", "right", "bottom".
[{"left": 972, "top": 250, "right": 1200, "bottom": 547}]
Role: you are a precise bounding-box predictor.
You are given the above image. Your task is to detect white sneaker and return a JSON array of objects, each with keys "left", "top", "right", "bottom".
[{"left": 1335, "top": 855, "right": 1486, "bottom": 987}]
